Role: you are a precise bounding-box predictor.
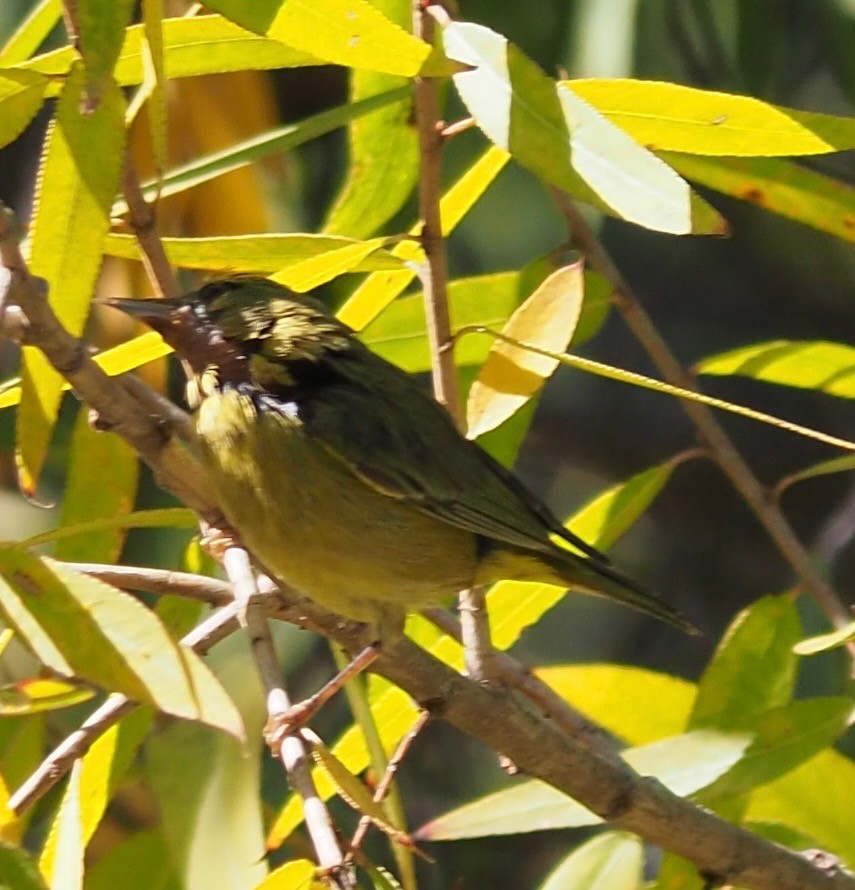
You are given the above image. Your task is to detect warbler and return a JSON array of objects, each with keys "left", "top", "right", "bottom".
[{"left": 107, "top": 276, "right": 695, "bottom": 640}]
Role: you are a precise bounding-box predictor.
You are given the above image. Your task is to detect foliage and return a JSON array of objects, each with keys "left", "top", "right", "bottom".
[{"left": 0, "top": 1, "right": 853, "bottom": 888}]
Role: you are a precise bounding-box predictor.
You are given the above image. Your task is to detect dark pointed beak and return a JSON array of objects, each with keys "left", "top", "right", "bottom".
[{"left": 99, "top": 297, "right": 182, "bottom": 323}]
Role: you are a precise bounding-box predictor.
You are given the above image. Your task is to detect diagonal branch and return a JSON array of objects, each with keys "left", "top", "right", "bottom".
[{"left": 551, "top": 190, "right": 854, "bottom": 656}]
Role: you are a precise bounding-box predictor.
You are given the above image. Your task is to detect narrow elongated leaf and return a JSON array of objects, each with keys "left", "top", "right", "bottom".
[
  {"left": 661, "top": 154, "right": 855, "bottom": 245},
  {"left": 440, "top": 21, "right": 724, "bottom": 235},
  {"left": 777, "top": 455, "right": 855, "bottom": 494},
  {"left": 793, "top": 620, "right": 855, "bottom": 655},
  {"left": 0, "top": 0, "right": 61, "bottom": 65},
  {"left": 0, "top": 678, "right": 94, "bottom": 715},
  {"left": 697, "top": 340, "right": 855, "bottom": 398},
  {"left": 703, "top": 697, "right": 853, "bottom": 798},
  {"left": 39, "top": 709, "right": 152, "bottom": 886},
  {"left": 203, "top": 0, "right": 434, "bottom": 76},
  {"left": 0, "top": 70, "right": 49, "bottom": 151},
  {"left": 466, "top": 261, "right": 584, "bottom": 438},
  {"left": 0, "top": 552, "right": 243, "bottom": 737},
  {"left": 255, "top": 859, "right": 317, "bottom": 890},
  {"left": 22, "top": 508, "right": 196, "bottom": 549},
  {"left": 540, "top": 832, "right": 643, "bottom": 890},
  {"left": 569, "top": 78, "right": 855, "bottom": 156},
  {"left": 77, "top": 0, "right": 135, "bottom": 106},
  {"left": 416, "top": 730, "right": 750, "bottom": 839},
  {"left": 18, "top": 62, "right": 125, "bottom": 494},
  {"left": 690, "top": 595, "right": 801, "bottom": 730},
  {"left": 111, "top": 86, "right": 409, "bottom": 213},
  {"left": 324, "top": 0, "right": 417, "bottom": 238},
  {"left": 23, "top": 15, "right": 321, "bottom": 88},
  {"left": 536, "top": 664, "right": 696, "bottom": 745},
  {"left": 55, "top": 411, "right": 139, "bottom": 564},
  {"left": 140, "top": 0, "right": 166, "bottom": 178},
  {"left": 745, "top": 750, "right": 855, "bottom": 866},
  {"left": 272, "top": 237, "right": 397, "bottom": 291},
  {"left": 102, "top": 232, "right": 403, "bottom": 273},
  {"left": 488, "top": 462, "right": 674, "bottom": 651},
  {"left": 337, "top": 145, "right": 511, "bottom": 329}
]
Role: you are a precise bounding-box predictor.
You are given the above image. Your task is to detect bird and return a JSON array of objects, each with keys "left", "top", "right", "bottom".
[{"left": 106, "top": 275, "right": 695, "bottom": 643}]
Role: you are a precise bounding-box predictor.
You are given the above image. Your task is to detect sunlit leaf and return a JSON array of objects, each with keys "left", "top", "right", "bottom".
[
  {"left": 690, "top": 595, "right": 801, "bottom": 730},
  {"left": 793, "top": 620, "right": 855, "bottom": 656},
  {"left": 55, "top": 410, "right": 139, "bottom": 564},
  {"left": 466, "top": 261, "right": 584, "bottom": 438},
  {"left": 255, "top": 859, "right": 318, "bottom": 890},
  {"left": 439, "top": 21, "right": 723, "bottom": 235},
  {"left": 0, "top": 678, "right": 94, "bottom": 715},
  {"left": 102, "top": 232, "right": 404, "bottom": 273},
  {"left": 661, "top": 154, "right": 855, "bottom": 245},
  {"left": 272, "top": 237, "right": 398, "bottom": 291},
  {"left": 744, "top": 750, "right": 855, "bottom": 866},
  {"left": 416, "top": 730, "right": 750, "bottom": 839},
  {"left": 536, "top": 664, "right": 695, "bottom": 745},
  {"left": 0, "top": 70, "right": 48, "bottom": 152},
  {"left": 540, "top": 832, "right": 643, "bottom": 890},
  {"left": 323, "top": 0, "right": 417, "bottom": 238},
  {"left": 337, "top": 145, "right": 510, "bottom": 330},
  {"left": 0, "top": 0, "right": 61, "bottom": 66},
  {"left": 697, "top": 340, "right": 855, "bottom": 398},
  {"left": 203, "top": 0, "right": 435, "bottom": 76},
  {"left": 77, "top": 0, "right": 135, "bottom": 107},
  {"left": 18, "top": 62, "right": 124, "bottom": 494},
  {"left": 569, "top": 78, "right": 855, "bottom": 156},
  {"left": 0, "top": 552, "right": 243, "bottom": 737}
]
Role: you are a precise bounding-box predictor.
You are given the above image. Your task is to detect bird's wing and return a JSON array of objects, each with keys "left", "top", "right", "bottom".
[{"left": 300, "top": 350, "right": 610, "bottom": 564}]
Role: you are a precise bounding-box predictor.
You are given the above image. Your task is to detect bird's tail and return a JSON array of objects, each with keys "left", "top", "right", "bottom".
[{"left": 479, "top": 545, "right": 698, "bottom": 635}]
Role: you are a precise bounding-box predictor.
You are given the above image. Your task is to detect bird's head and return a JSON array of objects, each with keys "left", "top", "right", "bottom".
[{"left": 104, "top": 276, "right": 354, "bottom": 390}]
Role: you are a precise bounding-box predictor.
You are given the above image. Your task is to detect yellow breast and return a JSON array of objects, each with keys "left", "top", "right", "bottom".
[{"left": 193, "top": 389, "right": 477, "bottom": 627}]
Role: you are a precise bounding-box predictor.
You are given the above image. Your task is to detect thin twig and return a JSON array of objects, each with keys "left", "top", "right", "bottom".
[
  {"left": 221, "top": 547, "right": 353, "bottom": 889},
  {"left": 348, "top": 710, "right": 431, "bottom": 857},
  {"left": 8, "top": 604, "right": 240, "bottom": 814},
  {"left": 414, "top": 2, "right": 494, "bottom": 682},
  {"left": 550, "top": 190, "right": 855, "bottom": 659}
]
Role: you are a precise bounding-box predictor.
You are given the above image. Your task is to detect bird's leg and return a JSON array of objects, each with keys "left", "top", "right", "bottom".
[{"left": 264, "top": 643, "right": 380, "bottom": 750}]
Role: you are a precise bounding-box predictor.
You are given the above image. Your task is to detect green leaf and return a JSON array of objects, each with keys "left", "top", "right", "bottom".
[
  {"left": 0, "top": 678, "right": 94, "bottom": 715},
  {"left": 111, "top": 86, "right": 409, "bottom": 213},
  {"left": 793, "top": 620, "right": 855, "bottom": 656},
  {"left": 703, "top": 697, "right": 853, "bottom": 798},
  {"left": 85, "top": 830, "right": 181, "bottom": 890},
  {"left": 0, "top": 841, "right": 47, "bottom": 890},
  {"left": 203, "top": 0, "right": 434, "bottom": 76},
  {"left": 539, "top": 832, "right": 643, "bottom": 890},
  {"left": 39, "top": 708, "right": 152, "bottom": 885},
  {"left": 77, "top": 0, "right": 135, "bottom": 107},
  {"left": 0, "top": 0, "right": 61, "bottom": 66},
  {"left": 690, "top": 595, "right": 801, "bottom": 730},
  {"left": 569, "top": 78, "right": 855, "bottom": 156},
  {"left": 18, "top": 62, "right": 125, "bottom": 495},
  {"left": 23, "top": 15, "right": 321, "bottom": 88},
  {"left": 0, "top": 69, "right": 49, "bottom": 151},
  {"left": 255, "top": 859, "right": 317, "bottom": 890},
  {"left": 272, "top": 236, "right": 399, "bottom": 291},
  {"left": 488, "top": 462, "right": 674, "bottom": 651},
  {"left": 55, "top": 411, "right": 139, "bottom": 564},
  {"left": 744, "top": 750, "right": 855, "bottom": 867},
  {"left": 140, "top": 0, "right": 166, "bottom": 180},
  {"left": 466, "top": 261, "right": 584, "bottom": 438},
  {"left": 416, "top": 729, "right": 750, "bottom": 839},
  {"left": 323, "top": 0, "right": 417, "bottom": 238},
  {"left": 21, "top": 507, "right": 197, "bottom": 549},
  {"left": 337, "top": 145, "right": 510, "bottom": 330},
  {"left": 0, "top": 551, "right": 243, "bottom": 737},
  {"left": 535, "top": 664, "right": 696, "bottom": 745},
  {"left": 697, "top": 340, "right": 855, "bottom": 399},
  {"left": 778, "top": 454, "right": 855, "bottom": 495},
  {"left": 102, "top": 231, "right": 405, "bottom": 273},
  {"left": 660, "top": 154, "right": 855, "bottom": 245},
  {"left": 439, "top": 21, "right": 724, "bottom": 236}
]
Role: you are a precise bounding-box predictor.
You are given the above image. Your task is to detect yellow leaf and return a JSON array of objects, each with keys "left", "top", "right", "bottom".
[{"left": 466, "top": 261, "right": 584, "bottom": 438}]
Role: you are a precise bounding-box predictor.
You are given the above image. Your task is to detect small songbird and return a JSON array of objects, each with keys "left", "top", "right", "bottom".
[{"left": 107, "top": 276, "right": 695, "bottom": 641}]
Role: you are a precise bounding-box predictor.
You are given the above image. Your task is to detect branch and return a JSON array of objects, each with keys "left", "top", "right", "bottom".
[
  {"left": 551, "top": 191, "right": 855, "bottom": 653},
  {"left": 414, "top": 2, "right": 494, "bottom": 682}
]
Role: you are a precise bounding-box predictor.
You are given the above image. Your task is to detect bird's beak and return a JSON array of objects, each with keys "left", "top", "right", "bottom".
[{"left": 99, "top": 297, "right": 181, "bottom": 324}]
